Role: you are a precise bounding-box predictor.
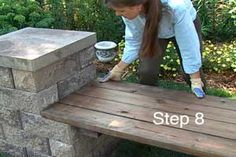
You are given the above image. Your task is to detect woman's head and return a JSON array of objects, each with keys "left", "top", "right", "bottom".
[
  {"left": 105, "top": 0, "right": 146, "bottom": 8},
  {"left": 105, "top": 0, "right": 146, "bottom": 20},
  {"left": 105, "top": 0, "right": 163, "bottom": 57},
  {"left": 110, "top": 5, "right": 143, "bottom": 20}
]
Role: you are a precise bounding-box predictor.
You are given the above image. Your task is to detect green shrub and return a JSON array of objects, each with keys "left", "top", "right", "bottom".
[
  {"left": 1, "top": 0, "right": 234, "bottom": 42},
  {"left": 116, "top": 39, "right": 236, "bottom": 78},
  {"left": 0, "top": 0, "right": 55, "bottom": 35},
  {"left": 42, "top": 0, "right": 68, "bottom": 29},
  {"left": 38, "top": 0, "right": 124, "bottom": 42},
  {"left": 74, "top": 0, "right": 124, "bottom": 42},
  {"left": 43, "top": 0, "right": 235, "bottom": 42},
  {"left": 194, "top": 0, "right": 236, "bottom": 41}
]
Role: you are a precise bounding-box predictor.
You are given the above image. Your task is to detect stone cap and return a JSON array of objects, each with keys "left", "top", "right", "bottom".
[{"left": 0, "top": 27, "right": 96, "bottom": 71}]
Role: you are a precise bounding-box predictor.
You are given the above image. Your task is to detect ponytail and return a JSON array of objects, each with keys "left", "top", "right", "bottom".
[{"left": 141, "top": 0, "right": 162, "bottom": 57}]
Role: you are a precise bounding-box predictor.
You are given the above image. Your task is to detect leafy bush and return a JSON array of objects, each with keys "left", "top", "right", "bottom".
[
  {"left": 193, "top": 0, "right": 236, "bottom": 41},
  {"left": 73, "top": 0, "right": 235, "bottom": 42},
  {"left": 0, "top": 0, "right": 55, "bottom": 35},
  {"left": 1, "top": 0, "right": 235, "bottom": 42},
  {"left": 40, "top": 0, "right": 69, "bottom": 29},
  {"left": 74, "top": 0, "right": 124, "bottom": 42},
  {"left": 116, "top": 39, "right": 236, "bottom": 78},
  {"left": 38, "top": 0, "right": 124, "bottom": 42}
]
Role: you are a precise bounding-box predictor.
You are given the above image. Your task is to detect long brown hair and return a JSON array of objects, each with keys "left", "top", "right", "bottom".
[{"left": 105, "top": 0, "right": 163, "bottom": 57}]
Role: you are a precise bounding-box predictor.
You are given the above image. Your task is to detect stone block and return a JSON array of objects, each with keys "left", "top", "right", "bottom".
[
  {"left": 2, "top": 125, "right": 51, "bottom": 155},
  {"left": 21, "top": 112, "right": 77, "bottom": 144},
  {"left": 0, "top": 124, "right": 5, "bottom": 140},
  {"left": 73, "top": 134, "right": 118, "bottom": 157},
  {"left": 92, "top": 149, "right": 101, "bottom": 157},
  {"left": 90, "top": 135, "right": 120, "bottom": 157},
  {"left": 12, "top": 53, "right": 79, "bottom": 92},
  {"left": 26, "top": 149, "right": 51, "bottom": 157},
  {"left": 79, "top": 47, "right": 96, "bottom": 69},
  {"left": 57, "top": 73, "right": 80, "bottom": 99},
  {"left": 78, "top": 64, "right": 96, "bottom": 88},
  {"left": 22, "top": 134, "right": 51, "bottom": 156},
  {"left": 57, "top": 64, "right": 96, "bottom": 99},
  {"left": 83, "top": 152, "right": 93, "bottom": 157},
  {"left": 0, "top": 106, "right": 22, "bottom": 129},
  {"left": 49, "top": 139, "right": 75, "bottom": 157},
  {"left": 2, "top": 124, "right": 23, "bottom": 146},
  {"left": 0, "top": 27, "right": 96, "bottom": 72},
  {"left": 74, "top": 135, "right": 97, "bottom": 153},
  {"left": 0, "top": 66, "right": 14, "bottom": 88},
  {"left": 12, "top": 70, "right": 36, "bottom": 92},
  {"left": 0, "top": 140, "right": 27, "bottom": 157},
  {"left": 0, "top": 85, "right": 58, "bottom": 114},
  {"left": 96, "top": 135, "right": 117, "bottom": 152}
]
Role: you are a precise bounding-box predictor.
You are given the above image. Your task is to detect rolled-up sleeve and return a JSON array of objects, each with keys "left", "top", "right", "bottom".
[
  {"left": 173, "top": 5, "right": 202, "bottom": 74},
  {"left": 121, "top": 17, "right": 143, "bottom": 64}
]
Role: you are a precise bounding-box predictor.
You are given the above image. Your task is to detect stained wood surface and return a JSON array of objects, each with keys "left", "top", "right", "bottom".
[{"left": 41, "top": 81, "right": 236, "bottom": 157}]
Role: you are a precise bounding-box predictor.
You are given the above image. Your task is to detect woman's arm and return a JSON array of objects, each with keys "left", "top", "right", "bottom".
[
  {"left": 121, "top": 16, "right": 144, "bottom": 64},
  {"left": 172, "top": 4, "right": 205, "bottom": 98},
  {"left": 99, "top": 16, "right": 144, "bottom": 82},
  {"left": 173, "top": 5, "right": 202, "bottom": 75}
]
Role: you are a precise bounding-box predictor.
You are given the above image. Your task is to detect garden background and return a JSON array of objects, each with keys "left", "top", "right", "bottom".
[{"left": 0, "top": 0, "right": 235, "bottom": 157}]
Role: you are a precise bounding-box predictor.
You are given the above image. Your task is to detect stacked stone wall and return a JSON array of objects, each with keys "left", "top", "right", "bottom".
[{"left": 0, "top": 28, "right": 119, "bottom": 157}]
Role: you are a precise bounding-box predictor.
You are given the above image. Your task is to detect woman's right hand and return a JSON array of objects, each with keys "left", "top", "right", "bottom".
[
  {"left": 191, "top": 78, "right": 205, "bottom": 99},
  {"left": 98, "top": 65, "right": 125, "bottom": 83}
]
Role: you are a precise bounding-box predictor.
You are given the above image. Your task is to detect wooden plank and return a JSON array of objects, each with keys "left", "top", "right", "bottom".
[
  {"left": 75, "top": 86, "right": 236, "bottom": 125},
  {"left": 41, "top": 103, "right": 236, "bottom": 157},
  {"left": 61, "top": 93, "right": 236, "bottom": 140},
  {"left": 91, "top": 81, "right": 236, "bottom": 111}
]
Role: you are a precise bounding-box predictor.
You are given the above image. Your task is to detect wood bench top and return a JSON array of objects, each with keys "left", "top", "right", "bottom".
[{"left": 41, "top": 81, "right": 236, "bottom": 157}]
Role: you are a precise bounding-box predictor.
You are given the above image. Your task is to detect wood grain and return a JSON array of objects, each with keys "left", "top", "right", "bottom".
[
  {"left": 41, "top": 81, "right": 236, "bottom": 157},
  {"left": 41, "top": 103, "right": 236, "bottom": 157}
]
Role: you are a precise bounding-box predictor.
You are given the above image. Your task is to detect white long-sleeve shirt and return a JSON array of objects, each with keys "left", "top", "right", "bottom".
[{"left": 121, "top": 0, "right": 202, "bottom": 74}]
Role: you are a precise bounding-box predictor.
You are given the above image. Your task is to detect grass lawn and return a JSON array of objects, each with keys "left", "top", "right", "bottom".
[
  {"left": 110, "top": 74, "right": 236, "bottom": 157},
  {"left": 123, "top": 74, "right": 236, "bottom": 99}
]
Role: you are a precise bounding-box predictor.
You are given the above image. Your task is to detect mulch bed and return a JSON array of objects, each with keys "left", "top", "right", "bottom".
[
  {"left": 173, "top": 72, "right": 236, "bottom": 93},
  {"left": 94, "top": 60, "right": 236, "bottom": 93}
]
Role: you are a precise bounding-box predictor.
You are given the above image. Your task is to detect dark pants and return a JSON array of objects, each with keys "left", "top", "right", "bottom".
[{"left": 138, "top": 16, "right": 206, "bottom": 90}]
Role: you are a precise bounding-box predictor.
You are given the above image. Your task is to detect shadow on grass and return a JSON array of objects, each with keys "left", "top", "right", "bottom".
[
  {"left": 0, "top": 153, "right": 10, "bottom": 157},
  {"left": 111, "top": 140, "right": 193, "bottom": 157}
]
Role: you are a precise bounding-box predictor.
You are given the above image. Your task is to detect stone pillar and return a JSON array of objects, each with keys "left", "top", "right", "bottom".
[{"left": 0, "top": 28, "right": 119, "bottom": 157}]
